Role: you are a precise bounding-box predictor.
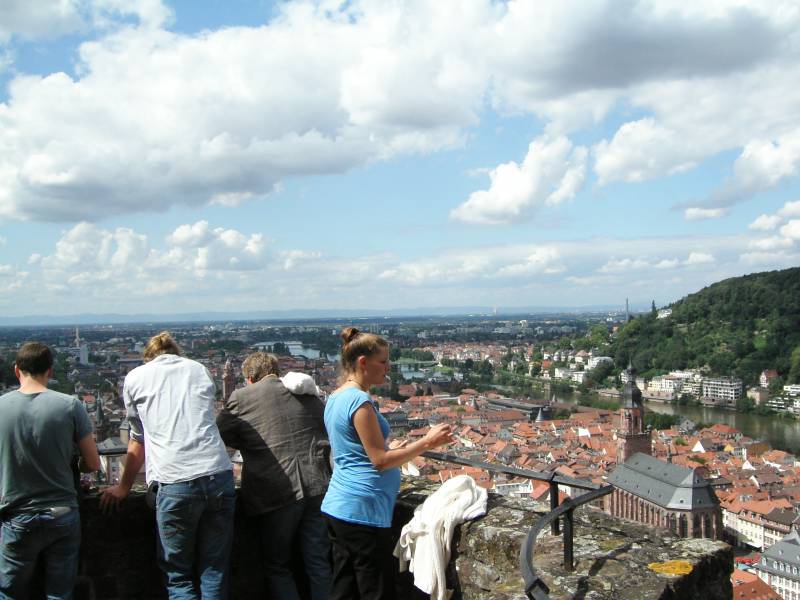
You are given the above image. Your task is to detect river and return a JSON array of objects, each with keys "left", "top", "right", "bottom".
[
  {"left": 252, "top": 341, "right": 337, "bottom": 361},
  {"left": 643, "top": 401, "right": 800, "bottom": 456},
  {"left": 542, "top": 390, "right": 800, "bottom": 455}
]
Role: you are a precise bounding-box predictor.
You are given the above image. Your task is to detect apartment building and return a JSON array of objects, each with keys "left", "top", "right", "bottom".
[{"left": 702, "top": 377, "right": 743, "bottom": 407}]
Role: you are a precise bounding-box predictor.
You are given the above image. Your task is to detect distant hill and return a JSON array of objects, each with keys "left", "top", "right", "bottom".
[{"left": 613, "top": 266, "right": 800, "bottom": 386}]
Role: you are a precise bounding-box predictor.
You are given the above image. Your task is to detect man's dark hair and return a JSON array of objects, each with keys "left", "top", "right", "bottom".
[{"left": 16, "top": 342, "right": 54, "bottom": 376}]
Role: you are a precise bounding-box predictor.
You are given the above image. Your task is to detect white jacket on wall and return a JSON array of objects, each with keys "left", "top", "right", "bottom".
[{"left": 393, "top": 474, "right": 488, "bottom": 600}]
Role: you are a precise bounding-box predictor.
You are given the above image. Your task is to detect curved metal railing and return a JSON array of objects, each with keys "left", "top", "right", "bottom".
[
  {"left": 422, "top": 450, "right": 613, "bottom": 600},
  {"left": 519, "top": 484, "right": 614, "bottom": 599}
]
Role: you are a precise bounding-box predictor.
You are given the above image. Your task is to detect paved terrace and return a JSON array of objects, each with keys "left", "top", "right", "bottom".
[{"left": 68, "top": 478, "right": 732, "bottom": 600}]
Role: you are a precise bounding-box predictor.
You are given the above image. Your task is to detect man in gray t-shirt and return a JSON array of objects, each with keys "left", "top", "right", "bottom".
[{"left": 0, "top": 342, "right": 100, "bottom": 600}]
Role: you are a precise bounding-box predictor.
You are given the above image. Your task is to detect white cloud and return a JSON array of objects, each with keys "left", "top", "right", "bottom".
[
  {"left": 495, "top": 247, "right": 563, "bottom": 276},
  {"left": 0, "top": 1, "right": 493, "bottom": 222},
  {"left": 598, "top": 258, "right": 652, "bottom": 273},
  {"left": 0, "top": 0, "right": 171, "bottom": 43},
  {"left": 780, "top": 219, "right": 800, "bottom": 241},
  {"left": 747, "top": 236, "right": 793, "bottom": 251},
  {"left": 654, "top": 258, "right": 680, "bottom": 269},
  {"left": 685, "top": 252, "right": 715, "bottom": 266},
  {"left": 167, "top": 221, "right": 213, "bottom": 248},
  {"left": 779, "top": 200, "right": 800, "bottom": 218},
  {"left": 2, "top": 1, "right": 791, "bottom": 222},
  {"left": 450, "top": 136, "right": 587, "bottom": 224},
  {"left": 35, "top": 221, "right": 269, "bottom": 299},
  {"left": 749, "top": 214, "right": 782, "bottom": 230},
  {"left": 281, "top": 250, "right": 322, "bottom": 271},
  {"left": 594, "top": 118, "right": 701, "bottom": 185},
  {"left": 684, "top": 207, "right": 728, "bottom": 221}
]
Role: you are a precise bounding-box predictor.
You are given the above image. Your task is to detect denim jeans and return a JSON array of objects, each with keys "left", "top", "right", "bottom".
[
  {"left": 0, "top": 507, "right": 81, "bottom": 600},
  {"left": 257, "top": 494, "right": 330, "bottom": 600},
  {"left": 156, "top": 470, "right": 236, "bottom": 600}
]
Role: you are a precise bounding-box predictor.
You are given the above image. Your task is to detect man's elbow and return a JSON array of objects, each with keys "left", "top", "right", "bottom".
[{"left": 80, "top": 456, "right": 102, "bottom": 472}]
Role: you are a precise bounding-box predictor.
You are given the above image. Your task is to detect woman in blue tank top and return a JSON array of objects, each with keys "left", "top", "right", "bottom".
[{"left": 321, "top": 327, "right": 453, "bottom": 600}]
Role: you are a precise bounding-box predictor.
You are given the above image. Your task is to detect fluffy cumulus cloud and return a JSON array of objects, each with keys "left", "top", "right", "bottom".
[
  {"left": 598, "top": 251, "right": 716, "bottom": 273},
  {"left": 0, "top": 0, "right": 171, "bottom": 43},
  {"left": 740, "top": 199, "right": 800, "bottom": 265},
  {"left": 32, "top": 221, "right": 269, "bottom": 301},
  {"left": 0, "top": 0, "right": 493, "bottom": 221},
  {"left": 0, "top": 0, "right": 798, "bottom": 222},
  {"left": 450, "top": 136, "right": 587, "bottom": 224},
  {"left": 0, "top": 216, "right": 769, "bottom": 313}
]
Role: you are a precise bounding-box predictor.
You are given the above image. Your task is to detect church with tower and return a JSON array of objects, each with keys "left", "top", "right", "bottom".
[{"left": 605, "top": 366, "right": 722, "bottom": 540}]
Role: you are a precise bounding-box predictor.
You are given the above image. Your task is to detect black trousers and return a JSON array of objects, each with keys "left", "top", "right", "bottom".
[{"left": 323, "top": 514, "right": 397, "bottom": 600}]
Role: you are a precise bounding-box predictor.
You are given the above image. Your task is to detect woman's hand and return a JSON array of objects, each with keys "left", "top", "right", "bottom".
[{"left": 423, "top": 423, "right": 453, "bottom": 450}]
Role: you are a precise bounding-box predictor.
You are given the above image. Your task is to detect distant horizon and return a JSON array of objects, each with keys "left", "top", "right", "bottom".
[{"left": 0, "top": 303, "right": 640, "bottom": 327}]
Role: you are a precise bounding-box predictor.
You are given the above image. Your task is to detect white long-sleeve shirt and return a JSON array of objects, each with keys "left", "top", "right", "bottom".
[{"left": 124, "top": 353, "right": 232, "bottom": 484}]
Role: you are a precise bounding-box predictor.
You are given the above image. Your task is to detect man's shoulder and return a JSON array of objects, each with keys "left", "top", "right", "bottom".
[{"left": 240, "top": 377, "right": 286, "bottom": 399}]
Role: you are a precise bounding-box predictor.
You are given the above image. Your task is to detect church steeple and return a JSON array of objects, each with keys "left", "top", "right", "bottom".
[
  {"left": 222, "top": 359, "right": 236, "bottom": 403},
  {"left": 617, "top": 363, "right": 651, "bottom": 462}
]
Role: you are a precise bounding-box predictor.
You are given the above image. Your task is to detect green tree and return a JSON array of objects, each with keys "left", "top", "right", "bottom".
[
  {"left": 769, "top": 376, "right": 785, "bottom": 396},
  {"left": 788, "top": 346, "right": 800, "bottom": 384}
]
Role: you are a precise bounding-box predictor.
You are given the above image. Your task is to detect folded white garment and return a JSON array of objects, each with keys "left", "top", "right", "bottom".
[
  {"left": 280, "top": 371, "right": 322, "bottom": 397},
  {"left": 393, "top": 475, "right": 488, "bottom": 600}
]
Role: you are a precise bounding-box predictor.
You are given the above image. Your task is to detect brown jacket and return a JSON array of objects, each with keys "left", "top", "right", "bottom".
[{"left": 216, "top": 376, "right": 330, "bottom": 516}]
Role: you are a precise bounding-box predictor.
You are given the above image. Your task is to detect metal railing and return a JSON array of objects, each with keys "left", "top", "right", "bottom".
[{"left": 422, "top": 450, "right": 613, "bottom": 600}]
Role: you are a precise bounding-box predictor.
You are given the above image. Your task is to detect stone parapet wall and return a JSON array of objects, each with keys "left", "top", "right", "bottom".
[{"left": 71, "top": 478, "right": 732, "bottom": 599}]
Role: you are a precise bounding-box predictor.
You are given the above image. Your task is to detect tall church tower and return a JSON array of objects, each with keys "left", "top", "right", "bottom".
[
  {"left": 617, "top": 365, "right": 651, "bottom": 463},
  {"left": 222, "top": 359, "right": 236, "bottom": 403},
  {"left": 95, "top": 398, "right": 109, "bottom": 442}
]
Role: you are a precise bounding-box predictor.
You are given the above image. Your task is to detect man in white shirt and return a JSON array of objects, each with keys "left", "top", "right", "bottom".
[{"left": 100, "top": 332, "right": 234, "bottom": 600}]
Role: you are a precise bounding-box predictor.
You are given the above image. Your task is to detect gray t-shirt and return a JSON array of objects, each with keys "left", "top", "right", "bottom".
[{"left": 0, "top": 389, "right": 92, "bottom": 515}]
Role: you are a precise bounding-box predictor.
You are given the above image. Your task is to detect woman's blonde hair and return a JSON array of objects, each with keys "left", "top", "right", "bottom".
[
  {"left": 339, "top": 327, "right": 388, "bottom": 379},
  {"left": 143, "top": 331, "right": 181, "bottom": 362}
]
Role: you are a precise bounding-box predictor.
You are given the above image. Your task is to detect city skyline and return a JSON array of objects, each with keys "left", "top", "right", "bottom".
[{"left": 0, "top": 0, "right": 799, "bottom": 317}]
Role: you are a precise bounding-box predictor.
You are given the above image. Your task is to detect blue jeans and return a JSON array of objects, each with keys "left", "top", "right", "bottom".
[
  {"left": 0, "top": 507, "right": 81, "bottom": 600},
  {"left": 156, "top": 470, "right": 236, "bottom": 600},
  {"left": 257, "top": 494, "right": 331, "bottom": 600}
]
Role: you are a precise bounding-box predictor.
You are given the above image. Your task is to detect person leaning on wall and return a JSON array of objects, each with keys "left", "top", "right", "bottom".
[
  {"left": 100, "top": 331, "right": 235, "bottom": 600},
  {"left": 321, "top": 327, "right": 453, "bottom": 600},
  {"left": 0, "top": 341, "right": 101, "bottom": 600},
  {"left": 216, "top": 352, "right": 332, "bottom": 600}
]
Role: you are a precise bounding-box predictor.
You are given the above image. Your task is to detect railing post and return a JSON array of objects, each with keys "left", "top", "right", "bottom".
[
  {"left": 563, "top": 508, "right": 574, "bottom": 571},
  {"left": 549, "top": 480, "right": 559, "bottom": 535}
]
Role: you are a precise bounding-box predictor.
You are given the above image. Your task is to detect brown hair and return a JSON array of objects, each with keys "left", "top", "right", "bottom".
[
  {"left": 241, "top": 352, "right": 279, "bottom": 383},
  {"left": 143, "top": 331, "right": 181, "bottom": 362},
  {"left": 16, "top": 342, "right": 54, "bottom": 376},
  {"left": 339, "top": 327, "right": 389, "bottom": 378}
]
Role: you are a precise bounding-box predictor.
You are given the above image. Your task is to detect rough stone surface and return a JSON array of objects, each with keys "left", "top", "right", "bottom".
[
  {"left": 395, "top": 478, "right": 733, "bottom": 600},
  {"left": 71, "top": 478, "right": 732, "bottom": 599}
]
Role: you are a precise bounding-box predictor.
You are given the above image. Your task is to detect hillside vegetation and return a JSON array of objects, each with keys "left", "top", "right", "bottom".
[{"left": 612, "top": 267, "right": 800, "bottom": 386}]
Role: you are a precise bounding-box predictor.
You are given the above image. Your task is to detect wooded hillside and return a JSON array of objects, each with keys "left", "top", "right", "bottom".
[{"left": 612, "top": 267, "right": 800, "bottom": 386}]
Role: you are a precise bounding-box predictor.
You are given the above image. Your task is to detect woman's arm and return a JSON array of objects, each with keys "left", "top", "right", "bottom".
[{"left": 353, "top": 403, "right": 452, "bottom": 471}]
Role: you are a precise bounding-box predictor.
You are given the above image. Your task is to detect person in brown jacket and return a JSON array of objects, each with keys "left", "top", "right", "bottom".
[{"left": 216, "top": 352, "right": 330, "bottom": 600}]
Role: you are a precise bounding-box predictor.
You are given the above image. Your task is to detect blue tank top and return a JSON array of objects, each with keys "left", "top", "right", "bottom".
[{"left": 321, "top": 387, "right": 401, "bottom": 528}]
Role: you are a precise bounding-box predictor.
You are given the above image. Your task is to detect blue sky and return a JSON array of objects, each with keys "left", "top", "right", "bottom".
[{"left": 0, "top": 0, "right": 798, "bottom": 317}]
